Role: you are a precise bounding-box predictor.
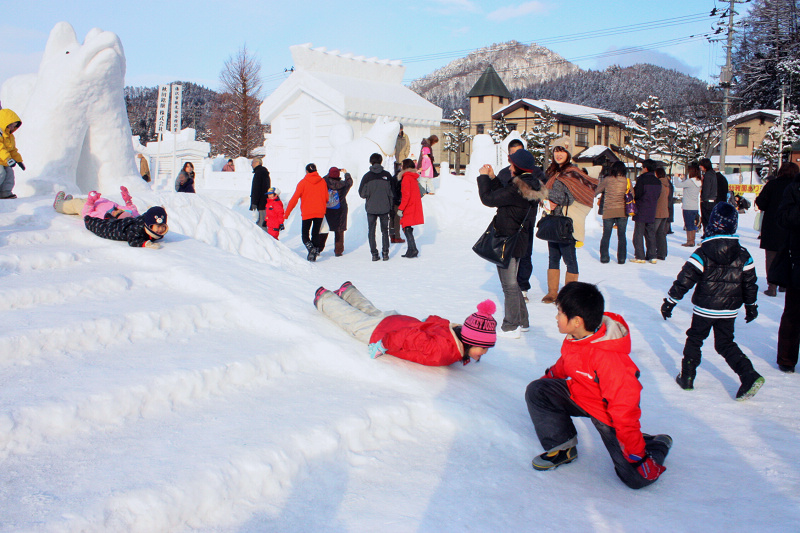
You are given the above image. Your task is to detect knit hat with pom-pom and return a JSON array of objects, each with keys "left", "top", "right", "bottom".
[{"left": 461, "top": 300, "right": 497, "bottom": 348}]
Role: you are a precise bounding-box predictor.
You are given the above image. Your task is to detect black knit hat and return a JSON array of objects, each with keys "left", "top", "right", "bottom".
[
  {"left": 143, "top": 206, "right": 167, "bottom": 227},
  {"left": 705, "top": 202, "right": 738, "bottom": 238},
  {"left": 509, "top": 149, "right": 536, "bottom": 172}
]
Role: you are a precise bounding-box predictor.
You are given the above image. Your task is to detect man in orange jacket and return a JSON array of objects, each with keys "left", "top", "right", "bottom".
[{"left": 285, "top": 163, "right": 329, "bottom": 261}]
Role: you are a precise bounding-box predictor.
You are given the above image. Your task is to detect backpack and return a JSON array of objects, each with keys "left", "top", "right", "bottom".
[
  {"left": 716, "top": 172, "right": 728, "bottom": 203},
  {"left": 327, "top": 189, "right": 340, "bottom": 209}
]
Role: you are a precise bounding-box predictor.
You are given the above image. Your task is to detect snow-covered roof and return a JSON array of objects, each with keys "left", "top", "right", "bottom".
[
  {"left": 575, "top": 145, "right": 610, "bottom": 158},
  {"left": 493, "top": 98, "right": 642, "bottom": 130},
  {"left": 726, "top": 109, "right": 780, "bottom": 126},
  {"left": 260, "top": 44, "right": 441, "bottom": 125},
  {"left": 710, "top": 155, "right": 767, "bottom": 165}
]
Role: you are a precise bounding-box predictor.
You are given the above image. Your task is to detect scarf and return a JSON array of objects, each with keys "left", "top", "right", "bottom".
[{"left": 545, "top": 165, "right": 598, "bottom": 207}]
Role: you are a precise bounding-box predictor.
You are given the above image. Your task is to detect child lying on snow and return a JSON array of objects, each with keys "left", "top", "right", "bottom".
[
  {"left": 525, "top": 281, "right": 671, "bottom": 489},
  {"left": 84, "top": 205, "right": 168, "bottom": 249},
  {"left": 53, "top": 187, "right": 140, "bottom": 219},
  {"left": 314, "top": 281, "right": 497, "bottom": 366}
]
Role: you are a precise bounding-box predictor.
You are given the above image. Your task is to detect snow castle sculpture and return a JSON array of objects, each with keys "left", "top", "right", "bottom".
[{"left": 0, "top": 22, "right": 142, "bottom": 196}]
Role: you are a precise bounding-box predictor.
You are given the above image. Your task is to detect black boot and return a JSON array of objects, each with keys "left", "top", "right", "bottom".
[
  {"left": 304, "top": 241, "right": 318, "bottom": 262},
  {"left": 675, "top": 358, "right": 697, "bottom": 390},
  {"left": 402, "top": 226, "right": 419, "bottom": 258},
  {"left": 371, "top": 251, "right": 380, "bottom": 261}
]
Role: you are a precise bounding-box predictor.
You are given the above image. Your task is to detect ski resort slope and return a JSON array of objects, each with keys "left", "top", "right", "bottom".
[{"left": 0, "top": 177, "right": 798, "bottom": 532}]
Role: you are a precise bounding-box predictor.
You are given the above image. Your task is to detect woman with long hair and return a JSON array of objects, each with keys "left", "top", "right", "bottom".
[
  {"left": 541, "top": 146, "right": 598, "bottom": 304},
  {"left": 417, "top": 135, "right": 439, "bottom": 194},
  {"left": 674, "top": 162, "right": 702, "bottom": 247},
  {"left": 175, "top": 161, "right": 196, "bottom": 193},
  {"left": 594, "top": 161, "right": 629, "bottom": 264}
]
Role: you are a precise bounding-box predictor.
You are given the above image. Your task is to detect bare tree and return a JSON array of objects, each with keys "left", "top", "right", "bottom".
[{"left": 210, "top": 46, "right": 265, "bottom": 157}]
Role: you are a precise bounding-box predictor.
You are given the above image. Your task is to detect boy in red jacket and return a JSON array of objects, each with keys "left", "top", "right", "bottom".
[
  {"left": 314, "top": 282, "right": 496, "bottom": 366},
  {"left": 525, "top": 282, "right": 671, "bottom": 489}
]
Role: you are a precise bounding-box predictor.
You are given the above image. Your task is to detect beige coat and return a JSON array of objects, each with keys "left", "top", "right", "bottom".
[
  {"left": 595, "top": 175, "right": 628, "bottom": 219},
  {"left": 655, "top": 176, "right": 671, "bottom": 219}
]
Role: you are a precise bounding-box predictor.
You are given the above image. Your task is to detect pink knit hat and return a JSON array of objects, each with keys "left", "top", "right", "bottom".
[{"left": 461, "top": 300, "right": 497, "bottom": 348}]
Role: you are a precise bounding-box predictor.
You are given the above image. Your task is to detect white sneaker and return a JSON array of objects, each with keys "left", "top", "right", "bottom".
[
  {"left": 520, "top": 326, "right": 530, "bottom": 332},
  {"left": 498, "top": 327, "right": 521, "bottom": 339}
]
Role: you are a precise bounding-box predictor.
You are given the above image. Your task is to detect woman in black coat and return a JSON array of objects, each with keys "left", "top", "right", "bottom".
[
  {"left": 773, "top": 172, "right": 800, "bottom": 373},
  {"left": 756, "top": 163, "right": 799, "bottom": 296},
  {"left": 324, "top": 167, "right": 353, "bottom": 257}
]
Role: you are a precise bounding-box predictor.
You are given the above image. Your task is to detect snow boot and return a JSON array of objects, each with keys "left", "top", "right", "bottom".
[
  {"left": 304, "top": 241, "right": 318, "bottom": 262},
  {"left": 53, "top": 191, "right": 67, "bottom": 213},
  {"left": 313, "top": 287, "right": 328, "bottom": 308},
  {"left": 564, "top": 272, "right": 579, "bottom": 285},
  {"left": 736, "top": 373, "right": 765, "bottom": 401},
  {"left": 541, "top": 269, "right": 560, "bottom": 304},
  {"left": 402, "top": 226, "right": 418, "bottom": 258},
  {"left": 675, "top": 358, "right": 697, "bottom": 390},
  {"left": 120, "top": 185, "right": 133, "bottom": 206},
  {"left": 681, "top": 231, "right": 696, "bottom": 247},
  {"left": 371, "top": 251, "right": 380, "bottom": 261},
  {"left": 532, "top": 446, "right": 577, "bottom": 471},
  {"left": 334, "top": 281, "right": 353, "bottom": 298}
]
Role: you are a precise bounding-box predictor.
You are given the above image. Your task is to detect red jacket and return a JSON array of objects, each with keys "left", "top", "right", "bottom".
[
  {"left": 543, "top": 313, "right": 646, "bottom": 459},
  {"left": 264, "top": 197, "right": 284, "bottom": 231},
  {"left": 398, "top": 170, "right": 424, "bottom": 228},
  {"left": 369, "top": 314, "right": 464, "bottom": 366},
  {"left": 285, "top": 171, "right": 328, "bottom": 220}
]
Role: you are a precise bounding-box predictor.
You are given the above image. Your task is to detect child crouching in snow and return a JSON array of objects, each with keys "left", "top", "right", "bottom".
[
  {"left": 661, "top": 201, "right": 763, "bottom": 400},
  {"left": 84, "top": 205, "right": 168, "bottom": 248},
  {"left": 264, "top": 187, "right": 284, "bottom": 240},
  {"left": 525, "top": 282, "right": 671, "bottom": 489},
  {"left": 314, "top": 282, "right": 497, "bottom": 366},
  {"left": 54, "top": 186, "right": 140, "bottom": 219}
]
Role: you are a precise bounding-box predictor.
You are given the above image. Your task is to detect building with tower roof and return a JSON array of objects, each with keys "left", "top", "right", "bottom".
[{"left": 467, "top": 65, "right": 513, "bottom": 138}]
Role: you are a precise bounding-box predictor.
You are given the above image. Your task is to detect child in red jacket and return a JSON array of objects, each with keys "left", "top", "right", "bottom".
[
  {"left": 314, "top": 282, "right": 496, "bottom": 366},
  {"left": 264, "top": 187, "right": 285, "bottom": 240},
  {"left": 525, "top": 282, "right": 671, "bottom": 489}
]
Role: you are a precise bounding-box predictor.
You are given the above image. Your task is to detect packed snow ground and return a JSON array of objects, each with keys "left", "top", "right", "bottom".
[{"left": 1, "top": 173, "right": 798, "bottom": 532}]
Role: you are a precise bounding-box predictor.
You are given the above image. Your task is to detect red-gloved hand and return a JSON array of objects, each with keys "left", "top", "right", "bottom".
[{"left": 633, "top": 455, "right": 666, "bottom": 481}]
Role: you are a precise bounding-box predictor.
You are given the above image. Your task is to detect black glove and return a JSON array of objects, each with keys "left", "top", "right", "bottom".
[
  {"left": 279, "top": 223, "right": 285, "bottom": 231},
  {"left": 249, "top": 204, "right": 257, "bottom": 211},
  {"left": 17, "top": 162, "right": 25, "bottom": 171},
  {"left": 661, "top": 298, "right": 676, "bottom": 320},
  {"left": 745, "top": 304, "right": 758, "bottom": 323}
]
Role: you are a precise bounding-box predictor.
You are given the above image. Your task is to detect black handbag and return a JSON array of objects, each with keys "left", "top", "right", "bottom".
[
  {"left": 536, "top": 206, "right": 575, "bottom": 244},
  {"left": 473, "top": 206, "right": 532, "bottom": 268}
]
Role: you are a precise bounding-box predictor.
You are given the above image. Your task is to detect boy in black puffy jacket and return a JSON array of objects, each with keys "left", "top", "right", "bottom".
[{"left": 660, "top": 202, "right": 763, "bottom": 400}]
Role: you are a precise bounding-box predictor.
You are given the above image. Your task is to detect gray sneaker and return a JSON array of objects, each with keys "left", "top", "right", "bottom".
[{"left": 532, "top": 447, "right": 577, "bottom": 471}]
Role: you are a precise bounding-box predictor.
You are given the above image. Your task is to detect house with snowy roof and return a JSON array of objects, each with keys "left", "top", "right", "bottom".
[
  {"left": 259, "top": 43, "right": 442, "bottom": 179},
  {"left": 712, "top": 109, "right": 779, "bottom": 175}
]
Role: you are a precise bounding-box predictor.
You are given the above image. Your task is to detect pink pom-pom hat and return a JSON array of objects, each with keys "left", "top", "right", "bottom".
[{"left": 461, "top": 299, "right": 497, "bottom": 348}]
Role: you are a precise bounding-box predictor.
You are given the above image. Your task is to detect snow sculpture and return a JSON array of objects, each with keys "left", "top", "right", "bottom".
[
  {"left": 327, "top": 116, "right": 400, "bottom": 180},
  {"left": 0, "top": 22, "right": 142, "bottom": 196},
  {"left": 465, "top": 134, "right": 499, "bottom": 180}
]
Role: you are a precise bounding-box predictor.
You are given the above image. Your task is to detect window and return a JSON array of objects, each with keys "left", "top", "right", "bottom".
[
  {"left": 562, "top": 124, "right": 570, "bottom": 136},
  {"left": 576, "top": 127, "right": 590, "bottom": 147},
  {"left": 624, "top": 135, "right": 631, "bottom": 144},
  {"left": 499, "top": 97, "right": 504, "bottom": 104},
  {"left": 735, "top": 127, "right": 750, "bottom": 147},
  {"left": 476, "top": 124, "right": 485, "bottom": 134},
  {"left": 478, "top": 96, "right": 484, "bottom": 103},
  {"left": 507, "top": 123, "right": 518, "bottom": 131}
]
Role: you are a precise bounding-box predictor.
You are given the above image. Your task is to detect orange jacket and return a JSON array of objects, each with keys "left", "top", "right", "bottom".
[{"left": 285, "top": 171, "right": 328, "bottom": 220}]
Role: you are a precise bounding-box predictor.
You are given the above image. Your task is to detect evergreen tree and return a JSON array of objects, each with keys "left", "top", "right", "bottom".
[
  {"left": 629, "top": 96, "right": 670, "bottom": 159},
  {"left": 489, "top": 117, "right": 511, "bottom": 143},
  {"left": 443, "top": 109, "right": 472, "bottom": 175},
  {"left": 520, "top": 106, "right": 560, "bottom": 166}
]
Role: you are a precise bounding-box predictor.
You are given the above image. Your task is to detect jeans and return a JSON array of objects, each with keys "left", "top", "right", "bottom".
[
  {"left": 547, "top": 241, "right": 578, "bottom": 273},
  {"left": 654, "top": 218, "right": 669, "bottom": 260},
  {"left": 497, "top": 257, "right": 529, "bottom": 331},
  {"left": 682, "top": 210, "right": 698, "bottom": 231},
  {"left": 367, "top": 213, "right": 390, "bottom": 255},
  {"left": 599, "top": 217, "right": 627, "bottom": 262},
  {"left": 632, "top": 221, "right": 656, "bottom": 260},
  {"left": 525, "top": 378, "right": 669, "bottom": 489}
]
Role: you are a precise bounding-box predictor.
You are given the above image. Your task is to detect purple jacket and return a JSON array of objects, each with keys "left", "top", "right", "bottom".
[{"left": 632, "top": 172, "right": 661, "bottom": 224}]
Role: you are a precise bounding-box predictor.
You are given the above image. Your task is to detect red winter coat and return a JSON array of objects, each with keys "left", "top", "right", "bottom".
[
  {"left": 285, "top": 171, "right": 328, "bottom": 220},
  {"left": 264, "top": 196, "right": 285, "bottom": 238},
  {"left": 398, "top": 170, "right": 424, "bottom": 228},
  {"left": 542, "top": 313, "right": 646, "bottom": 459},
  {"left": 369, "top": 314, "right": 464, "bottom": 366}
]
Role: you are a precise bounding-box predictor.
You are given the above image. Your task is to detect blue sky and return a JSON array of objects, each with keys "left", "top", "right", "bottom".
[{"left": 1, "top": 0, "right": 739, "bottom": 96}]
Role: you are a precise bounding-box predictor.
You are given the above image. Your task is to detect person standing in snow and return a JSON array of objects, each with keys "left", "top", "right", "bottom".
[
  {"left": 396, "top": 158, "right": 423, "bottom": 258},
  {"left": 175, "top": 162, "right": 196, "bottom": 193},
  {"left": 0, "top": 108, "right": 24, "bottom": 199},
  {"left": 674, "top": 162, "right": 702, "bottom": 247},
  {"left": 249, "top": 158, "right": 271, "bottom": 231},
  {"left": 136, "top": 153, "right": 151, "bottom": 183},
  {"left": 314, "top": 281, "right": 497, "bottom": 366},
  {"left": 699, "top": 158, "right": 717, "bottom": 230},
  {"left": 756, "top": 162, "right": 799, "bottom": 297},
  {"left": 416, "top": 135, "right": 438, "bottom": 194},
  {"left": 478, "top": 149, "right": 547, "bottom": 338},
  {"left": 84, "top": 206, "right": 169, "bottom": 249},
  {"left": 630, "top": 159, "right": 661, "bottom": 264},
  {"left": 594, "top": 161, "right": 629, "bottom": 264},
  {"left": 323, "top": 167, "right": 353, "bottom": 257},
  {"left": 264, "top": 187, "right": 285, "bottom": 240},
  {"left": 772, "top": 170, "right": 800, "bottom": 373},
  {"left": 359, "top": 153, "right": 395, "bottom": 261},
  {"left": 285, "top": 163, "right": 329, "bottom": 261},
  {"left": 654, "top": 166, "right": 672, "bottom": 261},
  {"left": 661, "top": 202, "right": 764, "bottom": 401},
  {"left": 525, "top": 281, "right": 671, "bottom": 489}
]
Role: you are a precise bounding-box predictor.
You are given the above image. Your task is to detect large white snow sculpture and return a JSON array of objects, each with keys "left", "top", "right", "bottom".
[
  {"left": 327, "top": 116, "right": 400, "bottom": 180},
  {"left": 0, "top": 22, "right": 143, "bottom": 196}
]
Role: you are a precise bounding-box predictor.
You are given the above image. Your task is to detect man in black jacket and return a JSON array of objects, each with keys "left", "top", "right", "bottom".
[
  {"left": 250, "top": 158, "right": 271, "bottom": 231},
  {"left": 699, "top": 158, "right": 717, "bottom": 230},
  {"left": 359, "top": 153, "right": 394, "bottom": 261}
]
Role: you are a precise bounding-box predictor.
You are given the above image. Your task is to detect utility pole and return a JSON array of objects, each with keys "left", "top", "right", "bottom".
[{"left": 719, "top": 0, "right": 737, "bottom": 174}]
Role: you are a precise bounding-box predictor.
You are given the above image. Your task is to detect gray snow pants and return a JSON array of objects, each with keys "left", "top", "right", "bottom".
[{"left": 315, "top": 285, "right": 394, "bottom": 344}]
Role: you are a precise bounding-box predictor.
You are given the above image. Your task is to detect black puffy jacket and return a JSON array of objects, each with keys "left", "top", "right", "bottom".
[
  {"left": 668, "top": 235, "right": 757, "bottom": 317},
  {"left": 84, "top": 215, "right": 158, "bottom": 247}
]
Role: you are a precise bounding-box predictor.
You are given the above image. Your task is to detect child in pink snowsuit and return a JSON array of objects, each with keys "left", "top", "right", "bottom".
[
  {"left": 264, "top": 187, "right": 285, "bottom": 239},
  {"left": 81, "top": 186, "right": 140, "bottom": 219}
]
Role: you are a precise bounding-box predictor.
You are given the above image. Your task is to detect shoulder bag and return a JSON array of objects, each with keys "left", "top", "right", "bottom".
[
  {"left": 535, "top": 205, "right": 575, "bottom": 244},
  {"left": 473, "top": 206, "right": 532, "bottom": 268}
]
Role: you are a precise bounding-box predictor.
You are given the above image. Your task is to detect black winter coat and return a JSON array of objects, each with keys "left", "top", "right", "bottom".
[
  {"left": 359, "top": 165, "right": 394, "bottom": 215},
  {"left": 84, "top": 215, "right": 158, "bottom": 247},
  {"left": 774, "top": 177, "right": 800, "bottom": 288},
  {"left": 668, "top": 235, "right": 757, "bottom": 315},
  {"left": 251, "top": 165, "right": 271, "bottom": 210},
  {"left": 633, "top": 172, "right": 661, "bottom": 224},
  {"left": 477, "top": 171, "right": 545, "bottom": 258},
  {"left": 756, "top": 173, "right": 795, "bottom": 251}
]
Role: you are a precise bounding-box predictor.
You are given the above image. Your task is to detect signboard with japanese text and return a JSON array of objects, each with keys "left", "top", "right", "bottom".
[
  {"left": 729, "top": 184, "right": 763, "bottom": 194},
  {"left": 169, "top": 83, "right": 182, "bottom": 133},
  {"left": 155, "top": 85, "right": 170, "bottom": 134}
]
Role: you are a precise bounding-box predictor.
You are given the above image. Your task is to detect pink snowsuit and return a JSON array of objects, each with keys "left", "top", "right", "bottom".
[{"left": 81, "top": 191, "right": 140, "bottom": 219}]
